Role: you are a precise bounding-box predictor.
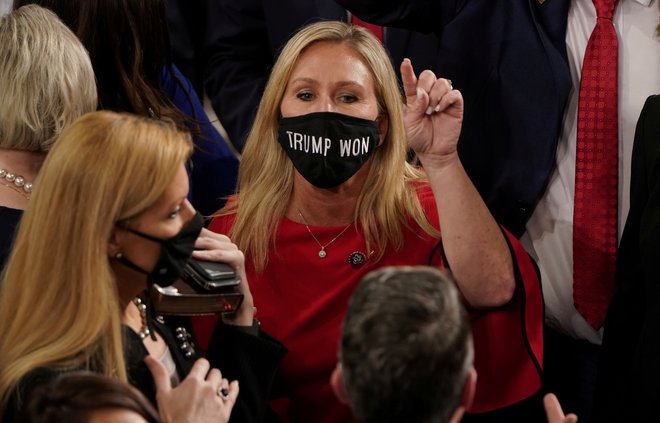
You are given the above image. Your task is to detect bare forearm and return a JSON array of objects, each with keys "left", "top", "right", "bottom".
[{"left": 422, "top": 153, "right": 514, "bottom": 308}]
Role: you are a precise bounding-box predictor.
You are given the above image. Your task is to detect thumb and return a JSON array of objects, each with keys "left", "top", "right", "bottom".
[{"left": 145, "top": 355, "right": 172, "bottom": 394}]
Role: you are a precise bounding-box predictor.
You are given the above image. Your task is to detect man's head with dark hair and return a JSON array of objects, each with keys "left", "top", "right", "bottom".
[{"left": 332, "top": 266, "right": 475, "bottom": 423}]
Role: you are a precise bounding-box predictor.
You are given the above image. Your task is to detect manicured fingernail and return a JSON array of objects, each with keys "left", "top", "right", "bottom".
[
  {"left": 425, "top": 106, "right": 433, "bottom": 115},
  {"left": 434, "top": 104, "right": 441, "bottom": 113}
]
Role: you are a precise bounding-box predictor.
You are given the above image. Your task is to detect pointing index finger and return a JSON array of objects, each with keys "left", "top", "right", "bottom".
[{"left": 400, "top": 58, "right": 418, "bottom": 100}]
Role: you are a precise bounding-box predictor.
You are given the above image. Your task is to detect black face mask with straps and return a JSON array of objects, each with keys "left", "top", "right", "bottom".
[
  {"left": 115, "top": 211, "right": 203, "bottom": 288},
  {"left": 278, "top": 111, "right": 379, "bottom": 189}
]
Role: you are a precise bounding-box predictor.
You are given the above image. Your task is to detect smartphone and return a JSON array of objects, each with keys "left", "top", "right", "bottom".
[{"left": 182, "top": 258, "right": 241, "bottom": 290}]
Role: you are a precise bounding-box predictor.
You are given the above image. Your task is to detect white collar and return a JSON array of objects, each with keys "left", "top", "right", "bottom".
[{"left": 631, "top": 0, "right": 654, "bottom": 7}]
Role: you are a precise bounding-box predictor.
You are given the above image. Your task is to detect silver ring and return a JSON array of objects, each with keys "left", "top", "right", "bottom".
[{"left": 218, "top": 387, "right": 230, "bottom": 401}]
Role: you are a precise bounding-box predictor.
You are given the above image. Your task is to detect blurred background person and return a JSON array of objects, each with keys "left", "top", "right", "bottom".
[
  {"left": 13, "top": 0, "right": 239, "bottom": 217},
  {"left": 0, "top": 4, "right": 96, "bottom": 266}
]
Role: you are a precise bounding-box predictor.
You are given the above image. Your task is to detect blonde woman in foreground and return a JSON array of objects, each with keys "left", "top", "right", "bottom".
[{"left": 0, "top": 111, "right": 284, "bottom": 422}]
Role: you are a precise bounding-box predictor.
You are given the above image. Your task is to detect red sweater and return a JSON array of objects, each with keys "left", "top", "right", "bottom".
[{"left": 194, "top": 185, "right": 543, "bottom": 422}]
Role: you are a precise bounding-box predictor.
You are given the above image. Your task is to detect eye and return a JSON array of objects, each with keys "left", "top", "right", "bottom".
[
  {"left": 296, "top": 90, "right": 314, "bottom": 101},
  {"left": 339, "top": 93, "right": 358, "bottom": 103},
  {"left": 168, "top": 205, "right": 181, "bottom": 220}
]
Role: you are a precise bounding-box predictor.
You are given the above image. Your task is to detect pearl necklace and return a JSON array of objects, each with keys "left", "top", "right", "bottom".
[
  {"left": 298, "top": 210, "right": 351, "bottom": 259},
  {"left": 133, "top": 297, "right": 151, "bottom": 340},
  {"left": 0, "top": 167, "right": 33, "bottom": 200}
]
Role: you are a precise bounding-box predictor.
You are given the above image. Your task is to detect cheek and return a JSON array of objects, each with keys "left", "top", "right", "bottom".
[
  {"left": 280, "top": 97, "right": 302, "bottom": 118},
  {"left": 124, "top": 238, "right": 162, "bottom": 273}
]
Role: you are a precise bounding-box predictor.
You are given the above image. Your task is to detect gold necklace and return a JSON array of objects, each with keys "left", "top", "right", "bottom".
[
  {"left": 0, "top": 167, "right": 33, "bottom": 200},
  {"left": 298, "top": 210, "right": 351, "bottom": 259}
]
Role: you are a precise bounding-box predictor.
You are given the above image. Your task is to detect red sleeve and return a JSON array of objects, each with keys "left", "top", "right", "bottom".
[{"left": 468, "top": 227, "right": 544, "bottom": 412}]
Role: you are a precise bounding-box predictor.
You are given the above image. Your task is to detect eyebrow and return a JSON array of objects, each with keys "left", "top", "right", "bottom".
[
  {"left": 289, "top": 77, "right": 365, "bottom": 89},
  {"left": 167, "top": 194, "right": 188, "bottom": 209}
]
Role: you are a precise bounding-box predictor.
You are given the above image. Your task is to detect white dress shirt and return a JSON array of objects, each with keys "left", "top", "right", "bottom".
[{"left": 522, "top": 0, "right": 659, "bottom": 344}]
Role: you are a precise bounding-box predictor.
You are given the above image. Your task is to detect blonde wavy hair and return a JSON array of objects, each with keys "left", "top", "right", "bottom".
[
  {"left": 0, "top": 111, "right": 193, "bottom": 407},
  {"left": 0, "top": 5, "right": 97, "bottom": 152},
  {"left": 224, "top": 20, "right": 439, "bottom": 272}
]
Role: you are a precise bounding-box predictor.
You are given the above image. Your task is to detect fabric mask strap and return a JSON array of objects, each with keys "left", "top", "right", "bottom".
[
  {"left": 114, "top": 253, "right": 158, "bottom": 341},
  {"left": 120, "top": 226, "right": 167, "bottom": 244},
  {"left": 114, "top": 251, "right": 150, "bottom": 275}
]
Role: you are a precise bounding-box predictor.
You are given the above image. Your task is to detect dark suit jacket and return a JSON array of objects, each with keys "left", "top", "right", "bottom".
[
  {"left": 594, "top": 95, "right": 660, "bottom": 423},
  {"left": 336, "top": 0, "right": 572, "bottom": 236},
  {"left": 204, "top": 0, "right": 440, "bottom": 152}
]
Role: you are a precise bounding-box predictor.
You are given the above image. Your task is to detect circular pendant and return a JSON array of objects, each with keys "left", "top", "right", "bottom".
[
  {"left": 348, "top": 251, "right": 367, "bottom": 268},
  {"left": 319, "top": 249, "right": 327, "bottom": 258}
]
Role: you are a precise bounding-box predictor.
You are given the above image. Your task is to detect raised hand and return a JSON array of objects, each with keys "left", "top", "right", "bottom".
[
  {"left": 400, "top": 58, "right": 463, "bottom": 166},
  {"left": 145, "top": 356, "right": 239, "bottom": 423}
]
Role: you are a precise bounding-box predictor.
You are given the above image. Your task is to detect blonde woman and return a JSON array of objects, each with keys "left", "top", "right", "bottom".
[
  {"left": 194, "top": 21, "right": 545, "bottom": 422},
  {"left": 0, "top": 4, "right": 96, "bottom": 265},
  {"left": 0, "top": 111, "right": 285, "bottom": 422}
]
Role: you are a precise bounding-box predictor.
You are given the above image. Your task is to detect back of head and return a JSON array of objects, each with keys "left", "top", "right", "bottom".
[
  {"left": 341, "top": 266, "right": 473, "bottom": 423},
  {"left": 13, "top": 0, "right": 181, "bottom": 120},
  {"left": 0, "top": 111, "right": 193, "bottom": 407},
  {"left": 0, "top": 4, "right": 96, "bottom": 152},
  {"left": 19, "top": 372, "right": 160, "bottom": 423}
]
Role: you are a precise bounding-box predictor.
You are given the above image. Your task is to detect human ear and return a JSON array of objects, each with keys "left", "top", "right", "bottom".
[
  {"left": 330, "top": 364, "right": 348, "bottom": 404},
  {"left": 461, "top": 367, "right": 477, "bottom": 410},
  {"left": 377, "top": 114, "right": 389, "bottom": 147},
  {"left": 107, "top": 227, "right": 122, "bottom": 258}
]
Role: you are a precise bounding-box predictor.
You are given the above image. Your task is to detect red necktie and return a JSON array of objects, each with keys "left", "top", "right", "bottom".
[
  {"left": 573, "top": 0, "right": 619, "bottom": 330},
  {"left": 350, "top": 15, "right": 384, "bottom": 43}
]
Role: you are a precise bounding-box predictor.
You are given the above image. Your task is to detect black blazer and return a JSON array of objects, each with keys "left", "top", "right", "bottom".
[
  {"left": 204, "top": 0, "right": 440, "bottom": 152},
  {"left": 594, "top": 95, "right": 660, "bottom": 423},
  {"left": 336, "top": 0, "right": 572, "bottom": 236}
]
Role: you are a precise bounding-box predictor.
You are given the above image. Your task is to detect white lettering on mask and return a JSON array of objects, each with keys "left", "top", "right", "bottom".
[
  {"left": 339, "top": 137, "right": 370, "bottom": 157},
  {"left": 286, "top": 131, "right": 331, "bottom": 156}
]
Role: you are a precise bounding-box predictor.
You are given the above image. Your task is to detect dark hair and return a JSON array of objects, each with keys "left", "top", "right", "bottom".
[
  {"left": 12, "top": 0, "right": 194, "bottom": 128},
  {"left": 340, "top": 266, "right": 472, "bottom": 423},
  {"left": 18, "top": 371, "right": 160, "bottom": 423}
]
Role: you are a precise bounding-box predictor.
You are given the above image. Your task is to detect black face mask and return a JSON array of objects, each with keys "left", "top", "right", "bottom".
[
  {"left": 115, "top": 211, "right": 203, "bottom": 287},
  {"left": 278, "top": 111, "right": 380, "bottom": 189}
]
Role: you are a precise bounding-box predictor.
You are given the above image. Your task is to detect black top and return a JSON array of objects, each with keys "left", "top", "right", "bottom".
[{"left": 0, "top": 206, "right": 23, "bottom": 269}]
